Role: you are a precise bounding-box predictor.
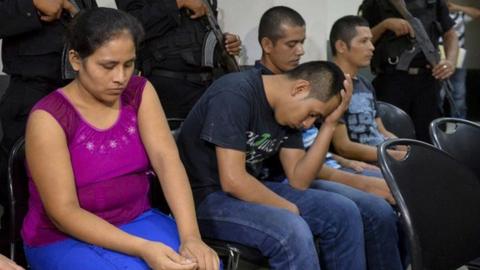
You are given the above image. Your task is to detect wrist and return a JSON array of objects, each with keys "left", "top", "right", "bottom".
[
  {"left": 133, "top": 239, "right": 151, "bottom": 258},
  {"left": 179, "top": 231, "right": 202, "bottom": 243},
  {"left": 381, "top": 19, "right": 391, "bottom": 32},
  {"left": 320, "top": 121, "right": 337, "bottom": 131}
]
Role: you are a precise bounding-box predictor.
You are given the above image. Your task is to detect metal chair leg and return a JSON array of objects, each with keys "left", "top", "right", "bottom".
[{"left": 225, "top": 246, "right": 240, "bottom": 270}]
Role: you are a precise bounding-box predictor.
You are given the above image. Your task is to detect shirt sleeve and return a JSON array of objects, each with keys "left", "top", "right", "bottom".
[
  {"left": 437, "top": 0, "right": 455, "bottom": 34},
  {"left": 281, "top": 130, "right": 304, "bottom": 150},
  {"left": 200, "top": 91, "right": 251, "bottom": 151},
  {"left": 362, "top": 76, "right": 380, "bottom": 118}
]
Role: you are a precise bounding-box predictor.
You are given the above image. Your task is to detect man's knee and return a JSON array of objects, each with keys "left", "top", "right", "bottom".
[
  {"left": 279, "top": 214, "right": 315, "bottom": 245},
  {"left": 259, "top": 213, "right": 318, "bottom": 267},
  {"left": 301, "top": 191, "right": 363, "bottom": 242},
  {"left": 358, "top": 196, "right": 398, "bottom": 233}
]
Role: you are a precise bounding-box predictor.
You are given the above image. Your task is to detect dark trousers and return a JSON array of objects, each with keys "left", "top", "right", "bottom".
[
  {"left": 372, "top": 72, "right": 441, "bottom": 142},
  {"left": 0, "top": 76, "right": 65, "bottom": 209}
]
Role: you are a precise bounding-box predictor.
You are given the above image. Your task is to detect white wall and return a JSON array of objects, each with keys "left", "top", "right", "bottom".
[
  {"left": 0, "top": 0, "right": 360, "bottom": 74},
  {"left": 2, "top": 0, "right": 478, "bottom": 73},
  {"left": 217, "top": 0, "right": 362, "bottom": 65}
]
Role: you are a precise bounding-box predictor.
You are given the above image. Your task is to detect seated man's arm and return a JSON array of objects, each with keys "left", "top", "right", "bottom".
[
  {"left": 279, "top": 124, "right": 334, "bottom": 190},
  {"left": 0, "top": 253, "right": 24, "bottom": 270},
  {"left": 375, "top": 117, "right": 397, "bottom": 139},
  {"left": 331, "top": 153, "right": 380, "bottom": 172},
  {"left": 317, "top": 165, "right": 395, "bottom": 204},
  {"left": 281, "top": 75, "right": 354, "bottom": 190},
  {"left": 332, "top": 123, "right": 379, "bottom": 162},
  {"left": 216, "top": 147, "right": 299, "bottom": 215}
]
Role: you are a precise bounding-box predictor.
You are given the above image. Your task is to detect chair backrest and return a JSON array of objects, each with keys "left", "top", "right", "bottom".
[
  {"left": 430, "top": 117, "right": 480, "bottom": 180},
  {"left": 378, "top": 139, "right": 480, "bottom": 270},
  {"left": 7, "top": 137, "right": 28, "bottom": 262},
  {"left": 377, "top": 101, "right": 416, "bottom": 139}
]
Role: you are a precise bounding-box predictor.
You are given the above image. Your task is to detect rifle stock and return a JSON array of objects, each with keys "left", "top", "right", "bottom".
[{"left": 201, "top": 0, "right": 240, "bottom": 72}]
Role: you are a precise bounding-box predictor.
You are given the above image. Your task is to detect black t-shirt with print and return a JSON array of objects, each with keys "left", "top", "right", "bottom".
[{"left": 177, "top": 68, "right": 304, "bottom": 205}]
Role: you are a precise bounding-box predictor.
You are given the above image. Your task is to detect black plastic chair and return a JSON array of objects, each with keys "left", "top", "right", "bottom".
[
  {"left": 378, "top": 138, "right": 480, "bottom": 270},
  {"left": 429, "top": 118, "right": 480, "bottom": 270},
  {"left": 377, "top": 101, "right": 416, "bottom": 139},
  {"left": 7, "top": 137, "right": 28, "bottom": 266},
  {"left": 430, "top": 117, "right": 480, "bottom": 180}
]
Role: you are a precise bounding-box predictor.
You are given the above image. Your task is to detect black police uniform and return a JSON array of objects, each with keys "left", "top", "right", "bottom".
[
  {"left": 0, "top": 0, "right": 95, "bottom": 220},
  {"left": 0, "top": 2, "right": 66, "bottom": 155},
  {"left": 116, "top": 0, "right": 217, "bottom": 123},
  {"left": 360, "top": 0, "right": 454, "bottom": 142}
]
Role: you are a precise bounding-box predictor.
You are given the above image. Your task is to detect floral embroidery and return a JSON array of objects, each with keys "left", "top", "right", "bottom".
[
  {"left": 109, "top": 140, "right": 118, "bottom": 148},
  {"left": 86, "top": 142, "right": 95, "bottom": 151},
  {"left": 127, "top": 126, "right": 136, "bottom": 135}
]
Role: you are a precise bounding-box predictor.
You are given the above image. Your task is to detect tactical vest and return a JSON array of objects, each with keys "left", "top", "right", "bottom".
[
  {"left": 362, "top": 0, "right": 442, "bottom": 72},
  {"left": 141, "top": 0, "right": 217, "bottom": 75}
]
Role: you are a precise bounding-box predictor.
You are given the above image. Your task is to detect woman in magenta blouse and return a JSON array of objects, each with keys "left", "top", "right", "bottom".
[{"left": 21, "top": 7, "right": 219, "bottom": 270}]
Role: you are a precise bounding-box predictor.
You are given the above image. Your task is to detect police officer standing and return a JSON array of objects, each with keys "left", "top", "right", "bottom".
[
  {"left": 360, "top": 0, "right": 458, "bottom": 142},
  {"left": 116, "top": 0, "right": 241, "bottom": 125},
  {"left": 0, "top": 0, "right": 95, "bottom": 217}
]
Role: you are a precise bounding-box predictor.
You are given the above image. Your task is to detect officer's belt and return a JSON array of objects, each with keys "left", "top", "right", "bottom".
[
  {"left": 382, "top": 65, "right": 431, "bottom": 76},
  {"left": 150, "top": 69, "right": 213, "bottom": 83}
]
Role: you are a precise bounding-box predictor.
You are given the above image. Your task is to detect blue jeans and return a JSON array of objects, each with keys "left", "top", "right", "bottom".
[
  {"left": 24, "top": 209, "right": 217, "bottom": 270},
  {"left": 440, "top": 68, "right": 467, "bottom": 119},
  {"left": 310, "top": 180, "right": 406, "bottom": 270},
  {"left": 196, "top": 181, "right": 366, "bottom": 270}
]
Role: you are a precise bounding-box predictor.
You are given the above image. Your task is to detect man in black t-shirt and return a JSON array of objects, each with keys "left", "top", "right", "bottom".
[{"left": 177, "top": 62, "right": 367, "bottom": 270}]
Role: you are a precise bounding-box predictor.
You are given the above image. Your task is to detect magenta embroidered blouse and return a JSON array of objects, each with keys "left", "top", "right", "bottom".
[{"left": 22, "top": 76, "right": 152, "bottom": 246}]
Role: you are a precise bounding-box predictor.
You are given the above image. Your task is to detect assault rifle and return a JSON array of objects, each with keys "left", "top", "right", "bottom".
[
  {"left": 200, "top": 0, "right": 240, "bottom": 73},
  {"left": 388, "top": 0, "right": 459, "bottom": 117}
]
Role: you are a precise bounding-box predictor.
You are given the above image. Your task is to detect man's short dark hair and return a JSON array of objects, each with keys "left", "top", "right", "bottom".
[
  {"left": 329, "top": 15, "right": 369, "bottom": 56},
  {"left": 258, "top": 6, "right": 305, "bottom": 44},
  {"left": 285, "top": 61, "right": 345, "bottom": 102}
]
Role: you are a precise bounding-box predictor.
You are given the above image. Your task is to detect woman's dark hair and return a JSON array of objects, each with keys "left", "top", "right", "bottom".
[{"left": 66, "top": 7, "right": 144, "bottom": 58}]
